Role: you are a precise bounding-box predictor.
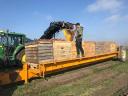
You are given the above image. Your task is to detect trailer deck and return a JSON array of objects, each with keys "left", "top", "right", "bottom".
[{"left": 0, "top": 52, "right": 118, "bottom": 86}]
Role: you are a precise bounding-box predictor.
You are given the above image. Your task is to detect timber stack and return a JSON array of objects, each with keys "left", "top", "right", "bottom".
[{"left": 25, "top": 40, "right": 117, "bottom": 67}]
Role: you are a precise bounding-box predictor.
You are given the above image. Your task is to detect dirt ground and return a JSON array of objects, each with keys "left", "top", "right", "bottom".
[{"left": 0, "top": 59, "right": 128, "bottom": 96}]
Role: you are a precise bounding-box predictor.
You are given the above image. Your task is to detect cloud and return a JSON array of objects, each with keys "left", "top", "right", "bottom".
[
  {"left": 87, "top": 0, "right": 123, "bottom": 13},
  {"left": 104, "top": 14, "right": 128, "bottom": 23},
  {"left": 105, "top": 14, "right": 121, "bottom": 22}
]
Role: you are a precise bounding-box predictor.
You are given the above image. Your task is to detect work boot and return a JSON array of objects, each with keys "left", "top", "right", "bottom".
[
  {"left": 77, "top": 55, "right": 80, "bottom": 58},
  {"left": 82, "top": 54, "right": 84, "bottom": 57}
]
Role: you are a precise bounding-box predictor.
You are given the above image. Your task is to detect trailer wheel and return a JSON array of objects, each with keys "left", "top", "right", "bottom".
[{"left": 16, "top": 49, "right": 25, "bottom": 66}]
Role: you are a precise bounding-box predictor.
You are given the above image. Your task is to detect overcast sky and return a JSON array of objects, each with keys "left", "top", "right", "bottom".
[{"left": 0, "top": 0, "right": 128, "bottom": 44}]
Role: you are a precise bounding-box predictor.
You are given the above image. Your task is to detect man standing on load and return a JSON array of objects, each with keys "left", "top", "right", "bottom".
[{"left": 75, "top": 23, "right": 84, "bottom": 58}]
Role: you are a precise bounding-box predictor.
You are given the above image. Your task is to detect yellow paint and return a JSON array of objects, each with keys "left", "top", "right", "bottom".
[
  {"left": 0, "top": 52, "right": 118, "bottom": 86},
  {"left": 43, "top": 53, "right": 117, "bottom": 72},
  {"left": 22, "top": 55, "right": 26, "bottom": 64},
  {"left": 63, "top": 29, "right": 74, "bottom": 41}
]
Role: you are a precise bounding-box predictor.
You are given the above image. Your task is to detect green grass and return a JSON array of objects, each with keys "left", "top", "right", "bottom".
[
  {"left": 18, "top": 61, "right": 126, "bottom": 96},
  {"left": 12, "top": 62, "right": 128, "bottom": 96},
  {"left": 40, "top": 61, "right": 128, "bottom": 96}
]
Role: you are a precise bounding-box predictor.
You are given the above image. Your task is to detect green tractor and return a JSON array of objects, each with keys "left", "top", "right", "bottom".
[{"left": 0, "top": 30, "right": 28, "bottom": 68}]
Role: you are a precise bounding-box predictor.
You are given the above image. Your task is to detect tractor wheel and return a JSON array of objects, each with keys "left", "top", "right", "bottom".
[
  {"left": 16, "top": 49, "right": 25, "bottom": 66},
  {"left": 0, "top": 59, "right": 4, "bottom": 68}
]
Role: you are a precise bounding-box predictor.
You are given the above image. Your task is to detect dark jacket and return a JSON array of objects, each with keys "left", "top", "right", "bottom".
[{"left": 75, "top": 26, "right": 83, "bottom": 40}]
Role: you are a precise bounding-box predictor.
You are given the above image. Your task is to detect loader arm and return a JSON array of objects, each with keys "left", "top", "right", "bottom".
[
  {"left": 40, "top": 21, "right": 75, "bottom": 41},
  {"left": 62, "top": 29, "right": 74, "bottom": 41}
]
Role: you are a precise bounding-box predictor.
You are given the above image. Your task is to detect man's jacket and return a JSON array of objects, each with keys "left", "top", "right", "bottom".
[{"left": 75, "top": 26, "right": 83, "bottom": 39}]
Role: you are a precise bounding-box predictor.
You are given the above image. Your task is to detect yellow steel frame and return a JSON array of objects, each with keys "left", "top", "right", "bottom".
[{"left": 0, "top": 52, "right": 118, "bottom": 86}]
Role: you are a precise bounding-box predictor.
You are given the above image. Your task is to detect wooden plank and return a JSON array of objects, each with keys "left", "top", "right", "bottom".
[
  {"left": 25, "top": 40, "right": 117, "bottom": 64},
  {"left": 95, "top": 42, "right": 116, "bottom": 55},
  {"left": 38, "top": 44, "right": 53, "bottom": 47},
  {"left": 39, "top": 59, "right": 54, "bottom": 64},
  {"left": 53, "top": 41, "right": 72, "bottom": 60},
  {"left": 38, "top": 54, "right": 53, "bottom": 57}
]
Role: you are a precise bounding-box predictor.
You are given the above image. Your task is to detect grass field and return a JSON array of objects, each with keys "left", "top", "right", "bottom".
[{"left": 1, "top": 56, "right": 128, "bottom": 96}]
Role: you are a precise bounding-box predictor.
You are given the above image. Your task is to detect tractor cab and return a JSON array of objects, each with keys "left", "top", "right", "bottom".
[{"left": 0, "top": 30, "right": 26, "bottom": 67}]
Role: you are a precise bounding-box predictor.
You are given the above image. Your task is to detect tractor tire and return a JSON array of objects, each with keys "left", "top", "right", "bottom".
[
  {"left": 0, "top": 59, "right": 4, "bottom": 68},
  {"left": 16, "top": 49, "right": 25, "bottom": 67}
]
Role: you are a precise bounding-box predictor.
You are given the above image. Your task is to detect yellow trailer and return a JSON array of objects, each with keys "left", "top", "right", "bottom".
[
  {"left": 0, "top": 40, "right": 125, "bottom": 86},
  {"left": 0, "top": 22, "right": 127, "bottom": 86},
  {"left": 0, "top": 52, "right": 118, "bottom": 86}
]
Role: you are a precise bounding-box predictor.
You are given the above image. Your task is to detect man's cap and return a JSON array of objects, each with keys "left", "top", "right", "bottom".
[{"left": 76, "top": 23, "right": 80, "bottom": 25}]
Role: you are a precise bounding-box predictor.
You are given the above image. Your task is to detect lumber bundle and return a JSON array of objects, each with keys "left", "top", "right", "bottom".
[
  {"left": 110, "top": 43, "right": 117, "bottom": 52},
  {"left": 71, "top": 42, "right": 77, "bottom": 58},
  {"left": 84, "top": 41, "right": 95, "bottom": 57},
  {"left": 25, "top": 40, "right": 53, "bottom": 64},
  {"left": 25, "top": 40, "right": 117, "bottom": 65},
  {"left": 25, "top": 40, "right": 73, "bottom": 64},
  {"left": 95, "top": 42, "right": 117, "bottom": 55},
  {"left": 53, "top": 41, "right": 72, "bottom": 61},
  {"left": 71, "top": 41, "right": 96, "bottom": 58}
]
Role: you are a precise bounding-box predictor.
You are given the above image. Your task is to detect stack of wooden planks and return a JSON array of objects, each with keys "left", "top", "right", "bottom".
[
  {"left": 84, "top": 41, "right": 95, "bottom": 57},
  {"left": 95, "top": 42, "right": 117, "bottom": 55},
  {"left": 71, "top": 41, "right": 96, "bottom": 58},
  {"left": 25, "top": 40, "right": 53, "bottom": 64},
  {"left": 110, "top": 43, "right": 117, "bottom": 52},
  {"left": 25, "top": 40, "right": 117, "bottom": 65},
  {"left": 71, "top": 42, "right": 77, "bottom": 58},
  {"left": 53, "top": 41, "right": 72, "bottom": 61}
]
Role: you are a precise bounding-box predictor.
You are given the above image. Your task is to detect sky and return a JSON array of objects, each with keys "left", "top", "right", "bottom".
[{"left": 0, "top": 0, "right": 128, "bottom": 44}]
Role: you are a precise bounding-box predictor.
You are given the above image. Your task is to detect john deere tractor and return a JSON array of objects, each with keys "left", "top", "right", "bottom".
[{"left": 0, "top": 30, "right": 28, "bottom": 68}]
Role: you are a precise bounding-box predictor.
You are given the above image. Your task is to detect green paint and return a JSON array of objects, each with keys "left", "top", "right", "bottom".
[{"left": 0, "top": 30, "right": 27, "bottom": 67}]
